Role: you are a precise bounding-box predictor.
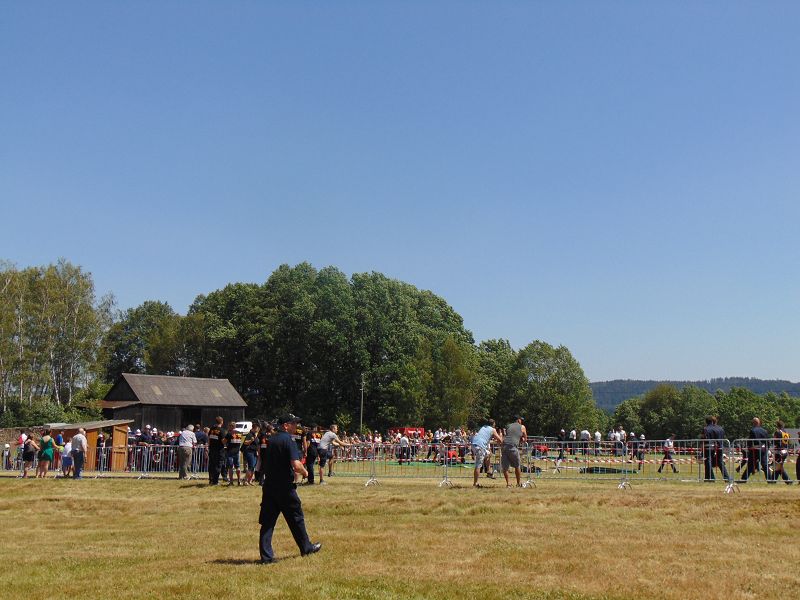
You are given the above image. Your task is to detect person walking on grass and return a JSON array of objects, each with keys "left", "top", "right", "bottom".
[
  {"left": 702, "top": 416, "right": 731, "bottom": 482},
  {"left": 258, "top": 414, "right": 321, "bottom": 564},
  {"left": 318, "top": 424, "right": 347, "bottom": 485},
  {"left": 741, "top": 418, "right": 770, "bottom": 482},
  {"left": 502, "top": 416, "right": 527, "bottom": 487},
  {"left": 472, "top": 419, "right": 503, "bottom": 488},
  {"left": 771, "top": 420, "right": 792, "bottom": 485},
  {"left": 657, "top": 434, "right": 678, "bottom": 474}
]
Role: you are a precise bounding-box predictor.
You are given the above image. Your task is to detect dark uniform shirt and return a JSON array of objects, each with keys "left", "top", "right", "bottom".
[
  {"left": 749, "top": 426, "right": 769, "bottom": 445},
  {"left": 224, "top": 430, "right": 243, "bottom": 455},
  {"left": 208, "top": 425, "right": 225, "bottom": 453},
  {"left": 257, "top": 431, "right": 270, "bottom": 470},
  {"left": 703, "top": 424, "right": 725, "bottom": 448},
  {"left": 242, "top": 432, "right": 258, "bottom": 455},
  {"left": 264, "top": 430, "right": 300, "bottom": 488}
]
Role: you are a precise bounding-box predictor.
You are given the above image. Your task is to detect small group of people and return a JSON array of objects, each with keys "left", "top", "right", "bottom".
[
  {"left": 469, "top": 416, "right": 528, "bottom": 488},
  {"left": 15, "top": 427, "right": 88, "bottom": 479},
  {"left": 735, "top": 417, "right": 795, "bottom": 484}
]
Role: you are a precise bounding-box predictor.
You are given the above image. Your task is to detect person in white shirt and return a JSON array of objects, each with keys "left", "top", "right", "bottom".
[
  {"left": 177, "top": 424, "right": 197, "bottom": 480},
  {"left": 61, "top": 440, "right": 74, "bottom": 477},
  {"left": 399, "top": 433, "right": 410, "bottom": 465},
  {"left": 71, "top": 428, "right": 88, "bottom": 479},
  {"left": 317, "top": 424, "right": 348, "bottom": 484}
]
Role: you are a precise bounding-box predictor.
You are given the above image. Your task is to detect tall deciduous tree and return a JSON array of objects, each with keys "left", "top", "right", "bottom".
[{"left": 507, "top": 341, "right": 598, "bottom": 435}]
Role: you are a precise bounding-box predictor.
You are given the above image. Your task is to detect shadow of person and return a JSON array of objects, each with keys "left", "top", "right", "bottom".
[{"left": 210, "top": 558, "right": 266, "bottom": 565}]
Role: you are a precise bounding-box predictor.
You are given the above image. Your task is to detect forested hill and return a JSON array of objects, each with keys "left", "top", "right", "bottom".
[{"left": 591, "top": 378, "right": 800, "bottom": 412}]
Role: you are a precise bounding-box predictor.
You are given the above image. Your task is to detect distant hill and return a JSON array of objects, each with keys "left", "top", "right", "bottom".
[{"left": 590, "top": 377, "right": 800, "bottom": 413}]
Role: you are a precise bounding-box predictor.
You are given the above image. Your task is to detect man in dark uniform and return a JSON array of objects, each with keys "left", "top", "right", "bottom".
[
  {"left": 258, "top": 414, "right": 321, "bottom": 563},
  {"left": 702, "top": 416, "right": 730, "bottom": 482},
  {"left": 741, "top": 417, "right": 770, "bottom": 482},
  {"left": 207, "top": 416, "right": 226, "bottom": 486}
]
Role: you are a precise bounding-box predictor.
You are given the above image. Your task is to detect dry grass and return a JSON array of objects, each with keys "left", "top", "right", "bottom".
[{"left": 0, "top": 475, "right": 798, "bottom": 600}]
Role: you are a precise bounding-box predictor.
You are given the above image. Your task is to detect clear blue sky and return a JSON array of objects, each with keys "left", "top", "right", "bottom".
[{"left": 2, "top": 3, "right": 799, "bottom": 382}]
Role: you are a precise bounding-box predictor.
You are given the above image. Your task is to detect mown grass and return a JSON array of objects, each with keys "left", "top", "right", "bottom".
[{"left": 0, "top": 475, "right": 797, "bottom": 600}]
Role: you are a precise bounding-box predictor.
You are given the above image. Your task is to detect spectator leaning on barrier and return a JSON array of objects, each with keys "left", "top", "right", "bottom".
[
  {"left": 177, "top": 424, "right": 197, "bottom": 480},
  {"left": 502, "top": 416, "right": 527, "bottom": 487},
  {"left": 472, "top": 419, "right": 502, "bottom": 488},
  {"left": 258, "top": 413, "right": 321, "bottom": 564}
]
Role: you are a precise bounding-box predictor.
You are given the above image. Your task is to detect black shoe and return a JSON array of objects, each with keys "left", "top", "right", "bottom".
[
  {"left": 302, "top": 542, "right": 322, "bottom": 556},
  {"left": 260, "top": 558, "right": 277, "bottom": 564}
]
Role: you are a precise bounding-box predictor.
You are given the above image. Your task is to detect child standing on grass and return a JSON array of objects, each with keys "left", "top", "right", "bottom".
[{"left": 61, "top": 439, "right": 74, "bottom": 478}]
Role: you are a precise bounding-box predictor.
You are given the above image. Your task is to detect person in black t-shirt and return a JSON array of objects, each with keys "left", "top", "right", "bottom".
[
  {"left": 223, "top": 423, "right": 243, "bottom": 486},
  {"left": 241, "top": 424, "right": 260, "bottom": 486},
  {"left": 207, "top": 416, "right": 226, "bottom": 486},
  {"left": 254, "top": 421, "right": 274, "bottom": 485},
  {"left": 258, "top": 414, "right": 321, "bottom": 564}
]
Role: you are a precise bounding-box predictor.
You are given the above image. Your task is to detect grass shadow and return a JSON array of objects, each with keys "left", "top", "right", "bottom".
[{"left": 211, "top": 558, "right": 265, "bottom": 565}]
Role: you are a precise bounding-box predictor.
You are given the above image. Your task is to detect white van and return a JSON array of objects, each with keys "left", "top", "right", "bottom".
[{"left": 234, "top": 421, "right": 253, "bottom": 434}]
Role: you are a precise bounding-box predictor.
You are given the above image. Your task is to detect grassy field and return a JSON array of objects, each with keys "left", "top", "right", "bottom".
[{"left": 1, "top": 475, "right": 798, "bottom": 600}]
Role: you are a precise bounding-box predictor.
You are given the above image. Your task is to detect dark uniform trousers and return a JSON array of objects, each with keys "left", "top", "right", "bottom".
[
  {"left": 703, "top": 447, "right": 730, "bottom": 481},
  {"left": 742, "top": 448, "right": 769, "bottom": 481},
  {"left": 208, "top": 451, "right": 225, "bottom": 485},
  {"left": 259, "top": 486, "right": 313, "bottom": 561}
]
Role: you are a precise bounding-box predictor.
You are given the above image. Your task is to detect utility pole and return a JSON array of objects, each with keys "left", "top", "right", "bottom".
[{"left": 359, "top": 373, "right": 365, "bottom": 433}]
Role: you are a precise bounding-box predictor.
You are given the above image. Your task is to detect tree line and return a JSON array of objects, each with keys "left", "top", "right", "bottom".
[
  {"left": 592, "top": 377, "right": 800, "bottom": 413},
  {"left": 612, "top": 384, "right": 800, "bottom": 441},
  {"left": 2, "top": 259, "right": 797, "bottom": 438},
  {"left": 0, "top": 260, "right": 112, "bottom": 426}
]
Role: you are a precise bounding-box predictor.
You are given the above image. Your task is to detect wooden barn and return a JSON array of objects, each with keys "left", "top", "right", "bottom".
[{"left": 102, "top": 373, "right": 247, "bottom": 432}]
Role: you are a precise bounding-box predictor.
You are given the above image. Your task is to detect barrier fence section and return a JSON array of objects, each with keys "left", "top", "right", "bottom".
[{"left": 2, "top": 438, "right": 798, "bottom": 488}]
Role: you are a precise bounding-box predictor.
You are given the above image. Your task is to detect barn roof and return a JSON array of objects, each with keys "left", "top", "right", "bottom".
[
  {"left": 46, "top": 419, "right": 134, "bottom": 430},
  {"left": 104, "top": 374, "right": 247, "bottom": 408}
]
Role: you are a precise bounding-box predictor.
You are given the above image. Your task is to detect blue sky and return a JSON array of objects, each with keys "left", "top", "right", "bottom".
[{"left": 2, "top": 3, "right": 799, "bottom": 382}]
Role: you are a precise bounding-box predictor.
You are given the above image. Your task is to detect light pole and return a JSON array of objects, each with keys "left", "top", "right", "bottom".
[{"left": 359, "top": 374, "right": 365, "bottom": 433}]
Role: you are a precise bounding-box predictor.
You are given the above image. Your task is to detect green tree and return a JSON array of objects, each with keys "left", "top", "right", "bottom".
[
  {"left": 475, "top": 339, "right": 516, "bottom": 424},
  {"left": 103, "top": 300, "right": 178, "bottom": 381},
  {"left": 612, "top": 397, "right": 643, "bottom": 436},
  {"left": 507, "top": 341, "right": 598, "bottom": 435}
]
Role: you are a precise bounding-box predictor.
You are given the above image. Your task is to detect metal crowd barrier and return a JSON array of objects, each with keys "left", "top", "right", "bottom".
[{"left": 3, "top": 438, "right": 798, "bottom": 491}]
